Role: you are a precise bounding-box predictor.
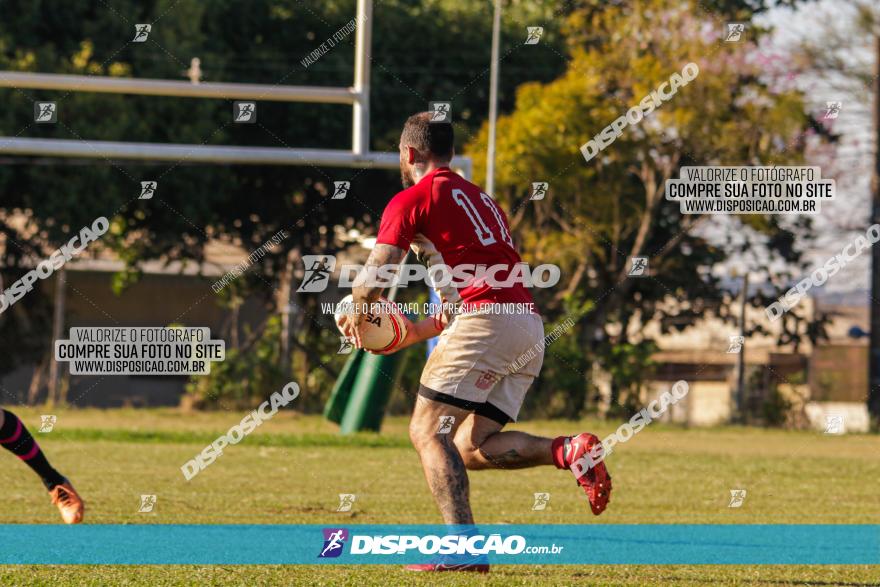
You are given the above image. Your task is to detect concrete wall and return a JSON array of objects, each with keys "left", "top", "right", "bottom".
[{"left": 644, "top": 380, "right": 731, "bottom": 427}]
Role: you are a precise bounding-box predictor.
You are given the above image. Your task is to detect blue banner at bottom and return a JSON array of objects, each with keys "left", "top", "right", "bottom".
[{"left": 0, "top": 524, "right": 876, "bottom": 564}]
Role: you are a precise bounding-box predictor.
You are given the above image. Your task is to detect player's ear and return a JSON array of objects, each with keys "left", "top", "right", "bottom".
[{"left": 406, "top": 146, "right": 418, "bottom": 165}]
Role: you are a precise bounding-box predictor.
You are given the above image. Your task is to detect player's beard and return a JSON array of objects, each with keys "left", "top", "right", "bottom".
[{"left": 400, "top": 164, "right": 415, "bottom": 188}]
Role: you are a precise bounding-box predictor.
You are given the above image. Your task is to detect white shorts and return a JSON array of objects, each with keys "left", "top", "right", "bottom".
[{"left": 419, "top": 311, "right": 545, "bottom": 423}]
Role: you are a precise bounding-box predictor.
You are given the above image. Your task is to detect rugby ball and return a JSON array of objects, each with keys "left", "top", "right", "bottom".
[{"left": 334, "top": 294, "right": 407, "bottom": 352}]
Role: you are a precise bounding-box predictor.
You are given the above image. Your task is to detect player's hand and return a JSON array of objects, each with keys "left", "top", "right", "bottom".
[{"left": 337, "top": 310, "right": 366, "bottom": 349}]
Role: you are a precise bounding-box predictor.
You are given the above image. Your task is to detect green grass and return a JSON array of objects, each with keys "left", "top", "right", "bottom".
[{"left": 0, "top": 407, "right": 877, "bottom": 586}]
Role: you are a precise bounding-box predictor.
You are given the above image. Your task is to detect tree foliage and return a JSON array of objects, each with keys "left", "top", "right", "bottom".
[{"left": 466, "top": 0, "right": 823, "bottom": 416}]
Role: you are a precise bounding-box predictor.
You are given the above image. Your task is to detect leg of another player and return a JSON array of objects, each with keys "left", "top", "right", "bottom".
[
  {"left": 0, "top": 408, "right": 66, "bottom": 488},
  {"left": 454, "top": 414, "right": 554, "bottom": 470},
  {"left": 408, "top": 396, "right": 474, "bottom": 525},
  {"left": 0, "top": 408, "right": 85, "bottom": 524}
]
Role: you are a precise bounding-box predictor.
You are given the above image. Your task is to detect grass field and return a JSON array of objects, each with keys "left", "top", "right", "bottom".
[{"left": 0, "top": 407, "right": 878, "bottom": 586}]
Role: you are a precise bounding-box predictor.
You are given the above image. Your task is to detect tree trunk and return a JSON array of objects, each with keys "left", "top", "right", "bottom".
[
  {"left": 276, "top": 247, "right": 301, "bottom": 379},
  {"left": 27, "top": 354, "right": 48, "bottom": 405},
  {"left": 48, "top": 268, "right": 66, "bottom": 406}
]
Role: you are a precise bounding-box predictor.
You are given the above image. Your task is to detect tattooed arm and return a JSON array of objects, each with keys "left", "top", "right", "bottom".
[{"left": 351, "top": 243, "right": 407, "bottom": 310}]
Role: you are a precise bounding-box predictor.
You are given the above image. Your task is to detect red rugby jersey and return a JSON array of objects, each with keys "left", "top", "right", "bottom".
[{"left": 375, "top": 167, "right": 537, "bottom": 310}]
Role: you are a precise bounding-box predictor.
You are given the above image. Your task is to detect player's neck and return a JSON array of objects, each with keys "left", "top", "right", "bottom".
[{"left": 411, "top": 160, "right": 450, "bottom": 184}]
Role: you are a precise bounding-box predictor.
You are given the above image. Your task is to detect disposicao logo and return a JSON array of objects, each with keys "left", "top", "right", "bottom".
[{"left": 319, "top": 528, "right": 349, "bottom": 558}]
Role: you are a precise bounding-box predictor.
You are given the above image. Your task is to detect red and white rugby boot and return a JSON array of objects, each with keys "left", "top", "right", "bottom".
[{"left": 552, "top": 433, "right": 612, "bottom": 515}]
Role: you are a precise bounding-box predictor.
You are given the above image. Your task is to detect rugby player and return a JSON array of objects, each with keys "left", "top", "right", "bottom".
[
  {"left": 338, "top": 112, "right": 611, "bottom": 572},
  {"left": 0, "top": 408, "right": 84, "bottom": 523}
]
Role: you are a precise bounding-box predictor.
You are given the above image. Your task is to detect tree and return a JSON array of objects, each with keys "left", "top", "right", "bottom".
[{"left": 466, "top": 0, "right": 824, "bottom": 416}]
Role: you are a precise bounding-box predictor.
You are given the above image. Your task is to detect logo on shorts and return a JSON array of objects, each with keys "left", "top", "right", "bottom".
[
  {"left": 319, "top": 528, "right": 349, "bottom": 558},
  {"left": 475, "top": 370, "right": 501, "bottom": 390}
]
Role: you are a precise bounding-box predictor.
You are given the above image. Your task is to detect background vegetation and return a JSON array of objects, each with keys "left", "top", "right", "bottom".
[{"left": 0, "top": 0, "right": 834, "bottom": 419}]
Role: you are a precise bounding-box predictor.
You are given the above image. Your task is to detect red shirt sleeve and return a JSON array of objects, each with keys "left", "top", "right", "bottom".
[{"left": 375, "top": 188, "right": 424, "bottom": 250}]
